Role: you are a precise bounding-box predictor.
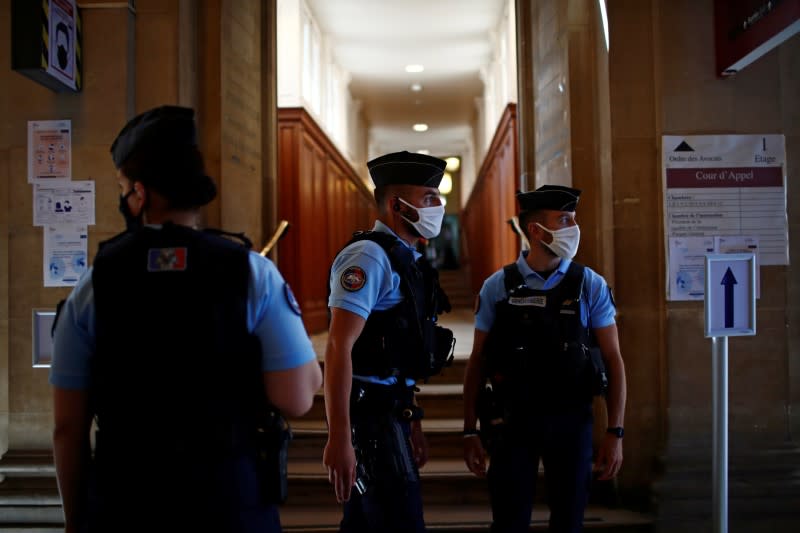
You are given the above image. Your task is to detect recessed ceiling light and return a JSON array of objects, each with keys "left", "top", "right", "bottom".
[
  {"left": 405, "top": 64, "right": 424, "bottom": 73},
  {"left": 417, "top": 149, "right": 430, "bottom": 155},
  {"left": 410, "top": 83, "right": 423, "bottom": 92},
  {"left": 412, "top": 123, "right": 428, "bottom": 132},
  {"left": 445, "top": 157, "right": 460, "bottom": 171}
]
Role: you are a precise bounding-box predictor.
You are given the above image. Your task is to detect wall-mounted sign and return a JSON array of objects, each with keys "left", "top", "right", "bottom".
[{"left": 11, "top": 0, "right": 82, "bottom": 93}]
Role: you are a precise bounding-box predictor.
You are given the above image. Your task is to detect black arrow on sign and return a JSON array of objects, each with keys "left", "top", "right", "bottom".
[{"left": 721, "top": 267, "right": 738, "bottom": 328}]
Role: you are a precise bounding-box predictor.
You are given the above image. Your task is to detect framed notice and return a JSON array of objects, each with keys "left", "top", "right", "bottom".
[{"left": 663, "top": 134, "right": 788, "bottom": 300}]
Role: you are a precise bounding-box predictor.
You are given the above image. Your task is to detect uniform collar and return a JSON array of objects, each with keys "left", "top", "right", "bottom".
[
  {"left": 516, "top": 250, "right": 571, "bottom": 281},
  {"left": 373, "top": 220, "right": 422, "bottom": 260}
]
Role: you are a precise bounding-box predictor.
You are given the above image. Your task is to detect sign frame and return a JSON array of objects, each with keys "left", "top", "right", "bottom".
[{"left": 704, "top": 253, "right": 756, "bottom": 338}]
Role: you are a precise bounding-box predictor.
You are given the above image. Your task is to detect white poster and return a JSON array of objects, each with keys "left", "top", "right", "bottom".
[
  {"left": 28, "top": 120, "right": 72, "bottom": 183},
  {"left": 716, "top": 235, "right": 760, "bottom": 298},
  {"left": 46, "top": 0, "right": 78, "bottom": 90},
  {"left": 34, "top": 180, "right": 95, "bottom": 226},
  {"left": 668, "top": 237, "right": 716, "bottom": 301},
  {"left": 663, "top": 134, "right": 788, "bottom": 300},
  {"left": 44, "top": 224, "right": 88, "bottom": 287}
]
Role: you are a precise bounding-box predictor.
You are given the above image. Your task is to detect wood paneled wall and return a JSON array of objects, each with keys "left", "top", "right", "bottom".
[
  {"left": 462, "top": 104, "right": 520, "bottom": 293},
  {"left": 277, "top": 108, "right": 376, "bottom": 334}
]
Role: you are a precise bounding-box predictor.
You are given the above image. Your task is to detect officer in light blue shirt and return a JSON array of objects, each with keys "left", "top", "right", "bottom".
[
  {"left": 462, "top": 185, "right": 627, "bottom": 533},
  {"left": 323, "top": 151, "right": 453, "bottom": 533},
  {"left": 49, "top": 105, "right": 322, "bottom": 533}
]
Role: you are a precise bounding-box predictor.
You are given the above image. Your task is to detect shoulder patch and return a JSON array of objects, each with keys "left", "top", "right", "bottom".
[
  {"left": 284, "top": 283, "right": 302, "bottom": 316},
  {"left": 147, "top": 247, "right": 187, "bottom": 272},
  {"left": 473, "top": 294, "right": 481, "bottom": 315},
  {"left": 340, "top": 266, "right": 367, "bottom": 292}
]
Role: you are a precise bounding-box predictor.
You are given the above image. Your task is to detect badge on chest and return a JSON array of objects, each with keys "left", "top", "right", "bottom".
[{"left": 508, "top": 295, "right": 546, "bottom": 307}]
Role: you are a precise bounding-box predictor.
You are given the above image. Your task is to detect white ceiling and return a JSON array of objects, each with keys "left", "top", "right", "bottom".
[{"left": 305, "top": 0, "right": 507, "bottom": 158}]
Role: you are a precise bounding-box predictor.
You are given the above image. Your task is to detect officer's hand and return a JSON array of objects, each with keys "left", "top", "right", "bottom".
[
  {"left": 594, "top": 434, "right": 623, "bottom": 481},
  {"left": 409, "top": 419, "right": 429, "bottom": 468},
  {"left": 323, "top": 436, "right": 357, "bottom": 503},
  {"left": 463, "top": 435, "right": 487, "bottom": 477}
]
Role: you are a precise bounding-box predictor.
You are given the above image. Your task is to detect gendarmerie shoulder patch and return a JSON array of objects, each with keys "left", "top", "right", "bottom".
[
  {"left": 340, "top": 266, "right": 366, "bottom": 292},
  {"left": 147, "top": 247, "right": 187, "bottom": 271},
  {"left": 284, "top": 283, "right": 302, "bottom": 316}
]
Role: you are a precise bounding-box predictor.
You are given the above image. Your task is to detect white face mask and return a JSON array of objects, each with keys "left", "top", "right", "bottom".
[
  {"left": 536, "top": 222, "right": 580, "bottom": 259},
  {"left": 397, "top": 197, "right": 445, "bottom": 239}
]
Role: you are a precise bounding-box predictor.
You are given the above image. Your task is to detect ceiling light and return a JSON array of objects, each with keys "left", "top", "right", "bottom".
[
  {"left": 445, "top": 157, "right": 460, "bottom": 172},
  {"left": 410, "top": 83, "right": 423, "bottom": 92},
  {"left": 440, "top": 196, "right": 447, "bottom": 207},
  {"left": 412, "top": 123, "right": 428, "bottom": 132},
  {"left": 405, "top": 64, "right": 424, "bottom": 73},
  {"left": 439, "top": 173, "right": 453, "bottom": 195},
  {"left": 416, "top": 149, "right": 430, "bottom": 155}
]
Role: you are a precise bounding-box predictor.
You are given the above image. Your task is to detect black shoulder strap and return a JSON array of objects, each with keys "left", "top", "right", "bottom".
[
  {"left": 201, "top": 226, "right": 253, "bottom": 250},
  {"left": 345, "top": 230, "right": 415, "bottom": 272},
  {"left": 502, "top": 263, "right": 525, "bottom": 294},
  {"left": 561, "top": 261, "right": 586, "bottom": 301}
]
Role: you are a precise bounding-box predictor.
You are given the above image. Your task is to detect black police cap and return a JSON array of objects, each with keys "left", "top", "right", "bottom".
[
  {"left": 368, "top": 151, "right": 446, "bottom": 188},
  {"left": 110, "top": 105, "right": 216, "bottom": 208},
  {"left": 110, "top": 105, "right": 198, "bottom": 168},
  {"left": 517, "top": 184, "right": 581, "bottom": 212}
]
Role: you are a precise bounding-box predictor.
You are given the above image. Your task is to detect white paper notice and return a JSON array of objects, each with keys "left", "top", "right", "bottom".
[
  {"left": 716, "top": 235, "right": 761, "bottom": 298},
  {"left": 668, "top": 237, "right": 716, "bottom": 301},
  {"left": 44, "top": 224, "right": 88, "bottom": 287},
  {"left": 34, "top": 181, "right": 95, "bottom": 226},
  {"left": 28, "top": 120, "right": 72, "bottom": 183},
  {"left": 662, "top": 135, "right": 787, "bottom": 265}
]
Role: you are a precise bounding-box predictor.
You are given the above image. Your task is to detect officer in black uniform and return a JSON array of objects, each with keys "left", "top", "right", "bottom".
[
  {"left": 323, "top": 151, "right": 455, "bottom": 533},
  {"left": 50, "top": 106, "right": 322, "bottom": 533},
  {"left": 462, "top": 185, "right": 627, "bottom": 533}
]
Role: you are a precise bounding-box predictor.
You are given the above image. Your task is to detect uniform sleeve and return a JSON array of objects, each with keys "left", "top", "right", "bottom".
[
  {"left": 248, "top": 252, "right": 317, "bottom": 372},
  {"left": 50, "top": 268, "right": 96, "bottom": 390},
  {"left": 328, "top": 240, "right": 397, "bottom": 319},
  {"left": 585, "top": 267, "right": 617, "bottom": 329},
  {"left": 474, "top": 269, "right": 505, "bottom": 332}
]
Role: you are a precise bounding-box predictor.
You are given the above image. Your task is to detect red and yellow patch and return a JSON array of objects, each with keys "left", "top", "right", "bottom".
[{"left": 340, "top": 266, "right": 367, "bottom": 292}]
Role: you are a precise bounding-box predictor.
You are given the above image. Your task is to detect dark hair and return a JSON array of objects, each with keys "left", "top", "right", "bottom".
[
  {"left": 518, "top": 209, "right": 545, "bottom": 241},
  {"left": 120, "top": 145, "right": 217, "bottom": 209}
]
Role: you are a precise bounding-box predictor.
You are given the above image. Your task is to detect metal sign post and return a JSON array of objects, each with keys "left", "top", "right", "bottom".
[{"left": 704, "top": 253, "right": 757, "bottom": 533}]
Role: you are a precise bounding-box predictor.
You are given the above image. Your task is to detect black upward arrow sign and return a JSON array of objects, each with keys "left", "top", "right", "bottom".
[{"left": 721, "top": 267, "right": 738, "bottom": 328}]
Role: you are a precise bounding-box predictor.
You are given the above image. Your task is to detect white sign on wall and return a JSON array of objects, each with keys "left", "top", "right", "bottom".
[{"left": 704, "top": 253, "right": 756, "bottom": 338}]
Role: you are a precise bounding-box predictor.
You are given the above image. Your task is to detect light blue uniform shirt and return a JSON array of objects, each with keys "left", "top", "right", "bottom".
[
  {"left": 328, "top": 220, "right": 420, "bottom": 386},
  {"left": 50, "top": 250, "right": 317, "bottom": 390},
  {"left": 475, "top": 251, "right": 616, "bottom": 333}
]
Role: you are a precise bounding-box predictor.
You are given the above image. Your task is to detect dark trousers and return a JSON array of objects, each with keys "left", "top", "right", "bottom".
[
  {"left": 340, "top": 392, "right": 426, "bottom": 533},
  {"left": 340, "top": 476, "right": 426, "bottom": 533},
  {"left": 487, "top": 409, "right": 593, "bottom": 533}
]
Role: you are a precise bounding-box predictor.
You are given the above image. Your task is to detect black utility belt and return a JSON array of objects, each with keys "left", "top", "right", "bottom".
[{"left": 350, "top": 381, "right": 423, "bottom": 421}]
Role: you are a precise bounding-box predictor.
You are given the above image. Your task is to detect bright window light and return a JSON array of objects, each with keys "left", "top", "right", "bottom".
[
  {"left": 405, "top": 64, "right": 424, "bottom": 73},
  {"left": 413, "top": 123, "right": 428, "bottom": 132},
  {"left": 439, "top": 172, "right": 453, "bottom": 195},
  {"left": 598, "top": 0, "right": 609, "bottom": 51}
]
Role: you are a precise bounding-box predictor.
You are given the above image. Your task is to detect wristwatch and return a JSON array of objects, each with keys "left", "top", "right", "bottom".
[{"left": 606, "top": 426, "right": 624, "bottom": 438}]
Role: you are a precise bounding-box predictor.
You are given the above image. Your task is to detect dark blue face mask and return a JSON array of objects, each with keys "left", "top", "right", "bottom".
[{"left": 119, "top": 189, "right": 142, "bottom": 231}]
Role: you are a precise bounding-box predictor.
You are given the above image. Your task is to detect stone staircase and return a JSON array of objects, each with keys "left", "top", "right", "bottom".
[{"left": 0, "top": 306, "right": 657, "bottom": 532}]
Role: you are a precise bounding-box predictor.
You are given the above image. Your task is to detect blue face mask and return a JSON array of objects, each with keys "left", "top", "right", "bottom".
[{"left": 119, "top": 189, "right": 142, "bottom": 231}]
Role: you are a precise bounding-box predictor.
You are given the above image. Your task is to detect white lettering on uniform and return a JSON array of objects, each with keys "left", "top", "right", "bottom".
[{"left": 509, "top": 296, "right": 546, "bottom": 307}]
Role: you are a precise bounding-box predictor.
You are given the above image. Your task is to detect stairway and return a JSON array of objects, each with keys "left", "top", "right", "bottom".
[
  {"left": 0, "top": 308, "right": 656, "bottom": 532},
  {"left": 438, "top": 268, "right": 476, "bottom": 310}
]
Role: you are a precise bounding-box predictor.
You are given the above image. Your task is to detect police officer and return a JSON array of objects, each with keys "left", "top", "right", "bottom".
[
  {"left": 462, "top": 185, "right": 627, "bottom": 533},
  {"left": 323, "top": 151, "right": 454, "bottom": 533},
  {"left": 50, "top": 105, "right": 322, "bottom": 533}
]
